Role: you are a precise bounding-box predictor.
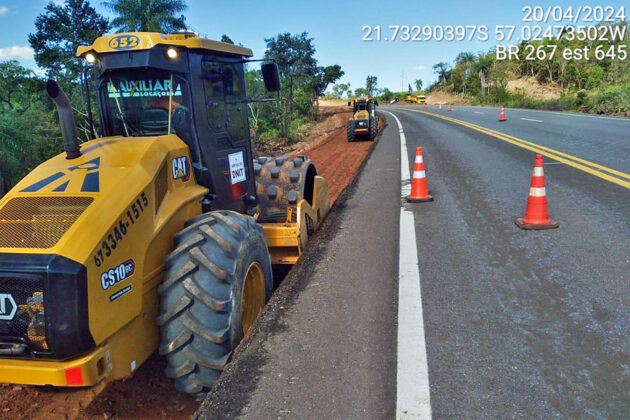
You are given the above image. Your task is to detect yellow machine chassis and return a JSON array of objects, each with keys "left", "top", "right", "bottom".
[
  {"left": 0, "top": 30, "right": 331, "bottom": 389},
  {"left": 0, "top": 177, "right": 329, "bottom": 387},
  {"left": 262, "top": 176, "right": 329, "bottom": 265}
]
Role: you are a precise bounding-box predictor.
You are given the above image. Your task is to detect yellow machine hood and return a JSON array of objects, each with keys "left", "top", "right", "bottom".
[
  {"left": 77, "top": 32, "right": 253, "bottom": 58},
  {"left": 11, "top": 136, "right": 165, "bottom": 196},
  {"left": 0, "top": 135, "right": 205, "bottom": 258},
  {"left": 355, "top": 110, "right": 370, "bottom": 120}
]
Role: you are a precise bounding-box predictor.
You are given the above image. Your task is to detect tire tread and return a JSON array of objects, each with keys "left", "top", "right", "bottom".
[{"left": 158, "top": 210, "right": 272, "bottom": 397}]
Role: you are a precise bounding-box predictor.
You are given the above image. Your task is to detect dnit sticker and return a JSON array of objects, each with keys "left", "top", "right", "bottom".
[
  {"left": 228, "top": 152, "right": 246, "bottom": 184},
  {"left": 172, "top": 156, "right": 190, "bottom": 181},
  {"left": 101, "top": 259, "right": 135, "bottom": 291}
]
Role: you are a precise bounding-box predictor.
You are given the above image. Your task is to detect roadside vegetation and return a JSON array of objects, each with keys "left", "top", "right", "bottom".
[
  {"left": 326, "top": 22, "right": 629, "bottom": 113},
  {"left": 0, "top": 0, "right": 344, "bottom": 197},
  {"left": 246, "top": 32, "right": 343, "bottom": 144},
  {"left": 425, "top": 22, "right": 629, "bottom": 115}
]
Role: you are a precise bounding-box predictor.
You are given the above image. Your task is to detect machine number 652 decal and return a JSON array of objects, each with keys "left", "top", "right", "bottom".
[
  {"left": 109, "top": 35, "right": 140, "bottom": 51},
  {"left": 93, "top": 192, "right": 148, "bottom": 267}
]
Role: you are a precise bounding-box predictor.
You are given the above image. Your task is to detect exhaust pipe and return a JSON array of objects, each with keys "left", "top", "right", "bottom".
[{"left": 46, "top": 79, "right": 82, "bottom": 159}]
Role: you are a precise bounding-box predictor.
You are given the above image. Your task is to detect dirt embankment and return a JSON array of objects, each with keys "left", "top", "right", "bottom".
[
  {"left": 305, "top": 112, "right": 383, "bottom": 203},
  {"left": 254, "top": 101, "right": 378, "bottom": 204},
  {"left": 506, "top": 77, "right": 562, "bottom": 100},
  {"left": 425, "top": 91, "right": 472, "bottom": 106},
  {"left": 404, "top": 77, "right": 561, "bottom": 106},
  {"left": 0, "top": 103, "right": 381, "bottom": 420},
  {"left": 253, "top": 103, "right": 351, "bottom": 158}
]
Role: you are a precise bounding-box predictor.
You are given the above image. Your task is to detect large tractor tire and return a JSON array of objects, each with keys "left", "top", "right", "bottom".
[
  {"left": 369, "top": 116, "right": 379, "bottom": 140},
  {"left": 157, "top": 210, "right": 273, "bottom": 397},
  {"left": 346, "top": 121, "right": 355, "bottom": 142}
]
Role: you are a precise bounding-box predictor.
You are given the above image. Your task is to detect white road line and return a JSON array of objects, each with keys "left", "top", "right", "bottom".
[
  {"left": 520, "top": 117, "right": 543, "bottom": 123},
  {"left": 515, "top": 107, "right": 630, "bottom": 122},
  {"left": 383, "top": 111, "right": 432, "bottom": 420},
  {"left": 474, "top": 111, "right": 485, "bottom": 115}
]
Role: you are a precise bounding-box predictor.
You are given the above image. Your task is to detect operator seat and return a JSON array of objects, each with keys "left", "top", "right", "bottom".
[{"left": 139, "top": 107, "right": 169, "bottom": 135}]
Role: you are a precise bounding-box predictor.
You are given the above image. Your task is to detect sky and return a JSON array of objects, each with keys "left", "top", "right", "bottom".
[{"left": 0, "top": 0, "right": 627, "bottom": 92}]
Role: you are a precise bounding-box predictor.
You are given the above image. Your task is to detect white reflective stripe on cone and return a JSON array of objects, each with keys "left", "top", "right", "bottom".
[
  {"left": 413, "top": 171, "right": 426, "bottom": 179},
  {"left": 415, "top": 156, "right": 424, "bottom": 163},
  {"left": 533, "top": 167, "right": 544, "bottom": 177},
  {"left": 529, "top": 187, "right": 546, "bottom": 197}
]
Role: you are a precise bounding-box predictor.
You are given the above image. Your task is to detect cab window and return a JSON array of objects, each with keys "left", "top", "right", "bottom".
[
  {"left": 100, "top": 70, "right": 193, "bottom": 147},
  {"left": 202, "top": 60, "right": 247, "bottom": 148}
]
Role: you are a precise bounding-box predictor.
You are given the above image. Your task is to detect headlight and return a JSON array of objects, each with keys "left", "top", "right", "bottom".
[
  {"left": 85, "top": 53, "right": 96, "bottom": 64},
  {"left": 166, "top": 47, "right": 179, "bottom": 59}
]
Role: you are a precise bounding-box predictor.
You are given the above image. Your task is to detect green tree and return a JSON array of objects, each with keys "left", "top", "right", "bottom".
[
  {"left": 455, "top": 52, "right": 475, "bottom": 68},
  {"left": 264, "top": 32, "right": 318, "bottom": 136},
  {"left": 220, "top": 34, "right": 234, "bottom": 44},
  {"left": 474, "top": 54, "right": 494, "bottom": 94},
  {"left": 379, "top": 88, "right": 395, "bottom": 102},
  {"left": 28, "top": 0, "right": 108, "bottom": 141},
  {"left": 414, "top": 79, "right": 423, "bottom": 92},
  {"left": 432, "top": 62, "right": 450, "bottom": 86},
  {"left": 28, "top": 0, "right": 109, "bottom": 81},
  {"left": 0, "top": 61, "right": 40, "bottom": 114},
  {"left": 308, "top": 65, "right": 344, "bottom": 115},
  {"left": 0, "top": 61, "right": 62, "bottom": 196},
  {"left": 104, "top": 0, "right": 187, "bottom": 33},
  {"left": 310, "top": 65, "right": 344, "bottom": 97},
  {"left": 354, "top": 87, "right": 368, "bottom": 98},
  {"left": 366, "top": 75, "right": 377, "bottom": 97},
  {"left": 264, "top": 32, "right": 318, "bottom": 96},
  {"left": 332, "top": 83, "right": 351, "bottom": 99},
  {"left": 450, "top": 66, "right": 467, "bottom": 93},
  {"left": 454, "top": 52, "right": 475, "bottom": 92},
  {"left": 245, "top": 69, "right": 266, "bottom": 137},
  {"left": 586, "top": 67, "right": 604, "bottom": 90}
]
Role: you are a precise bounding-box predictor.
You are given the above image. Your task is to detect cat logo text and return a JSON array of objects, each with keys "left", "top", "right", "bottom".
[{"left": 172, "top": 156, "right": 190, "bottom": 181}]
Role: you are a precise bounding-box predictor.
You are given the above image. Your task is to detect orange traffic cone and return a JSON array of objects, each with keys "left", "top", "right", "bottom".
[
  {"left": 499, "top": 106, "right": 507, "bottom": 122},
  {"left": 406, "top": 147, "right": 433, "bottom": 203},
  {"left": 447, "top": 105, "right": 452, "bottom": 112},
  {"left": 515, "top": 155, "right": 558, "bottom": 230},
  {"left": 422, "top": 103, "right": 426, "bottom": 110}
]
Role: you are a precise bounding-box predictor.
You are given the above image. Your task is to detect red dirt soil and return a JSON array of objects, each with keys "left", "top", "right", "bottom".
[
  {"left": 0, "top": 108, "right": 382, "bottom": 420},
  {"left": 304, "top": 113, "right": 382, "bottom": 204}
]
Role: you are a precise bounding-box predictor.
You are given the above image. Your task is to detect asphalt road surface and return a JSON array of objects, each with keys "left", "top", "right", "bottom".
[{"left": 197, "top": 106, "right": 630, "bottom": 419}]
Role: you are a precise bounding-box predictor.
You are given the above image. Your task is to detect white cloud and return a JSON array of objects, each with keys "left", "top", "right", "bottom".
[
  {"left": 0, "top": 46, "right": 35, "bottom": 60},
  {"left": 0, "top": 6, "right": 8, "bottom": 15},
  {"left": 413, "top": 65, "right": 426, "bottom": 71}
]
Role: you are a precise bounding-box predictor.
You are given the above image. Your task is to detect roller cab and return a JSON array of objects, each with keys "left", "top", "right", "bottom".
[{"left": 347, "top": 98, "right": 379, "bottom": 142}]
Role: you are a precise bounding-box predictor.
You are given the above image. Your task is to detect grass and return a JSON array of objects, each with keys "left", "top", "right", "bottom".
[{"left": 464, "top": 84, "right": 629, "bottom": 116}]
